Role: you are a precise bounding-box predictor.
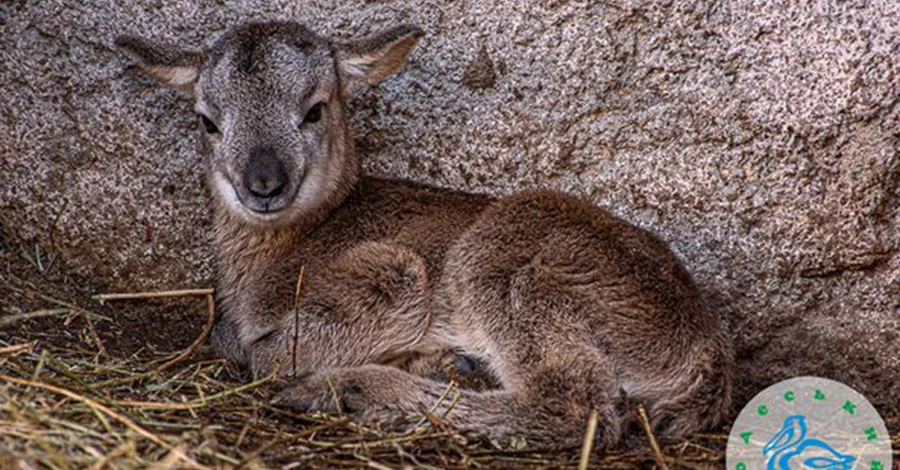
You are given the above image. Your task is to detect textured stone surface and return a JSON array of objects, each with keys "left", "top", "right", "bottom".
[{"left": 2, "top": 0, "right": 899, "bottom": 417}]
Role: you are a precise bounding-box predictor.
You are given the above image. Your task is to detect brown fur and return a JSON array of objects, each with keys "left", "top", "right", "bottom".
[{"left": 118, "top": 20, "right": 733, "bottom": 449}]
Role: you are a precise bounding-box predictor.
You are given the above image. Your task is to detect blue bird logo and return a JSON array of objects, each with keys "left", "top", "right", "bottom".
[{"left": 763, "top": 415, "right": 857, "bottom": 469}]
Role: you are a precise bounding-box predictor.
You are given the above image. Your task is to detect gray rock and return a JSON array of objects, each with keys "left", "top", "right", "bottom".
[{"left": 2, "top": 0, "right": 898, "bottom": 418}]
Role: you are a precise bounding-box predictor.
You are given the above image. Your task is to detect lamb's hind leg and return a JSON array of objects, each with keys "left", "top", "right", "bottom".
[{"left": 439, "top": 252, "right": 627, "bottom": 448}]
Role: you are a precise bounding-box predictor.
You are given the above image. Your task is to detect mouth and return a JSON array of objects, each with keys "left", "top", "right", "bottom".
[
  {"left": 244, "top": 196, "right": 289, "bottom": 214},
  {"left": 243, "top": 194, "right": 293, "bottom": 216}
]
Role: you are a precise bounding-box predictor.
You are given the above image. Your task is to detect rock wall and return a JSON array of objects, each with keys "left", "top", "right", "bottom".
[{"left": 2, "top": 0, "right": 898, "bottom": 417}]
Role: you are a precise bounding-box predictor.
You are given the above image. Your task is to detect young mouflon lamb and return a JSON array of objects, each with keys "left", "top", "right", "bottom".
[{"left": 117, "top": 20, "right": 733, "bottom": 449}]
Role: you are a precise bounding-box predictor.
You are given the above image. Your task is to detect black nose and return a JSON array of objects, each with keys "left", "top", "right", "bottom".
[{"left": 244, "top": 146, "right": 287, "bottom": 199}]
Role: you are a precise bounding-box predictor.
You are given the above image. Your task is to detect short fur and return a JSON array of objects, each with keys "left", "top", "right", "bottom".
[{"left": 118, "top": 20, "right": 733, "bottom": 449}]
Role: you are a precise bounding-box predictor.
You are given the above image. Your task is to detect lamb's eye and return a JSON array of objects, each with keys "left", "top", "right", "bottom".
[
  {"left": 199, "top": 114, "right": 219, "bottom": 134},
  {"left": 303, "top": 102, "right": 324, "bottom": 124}
]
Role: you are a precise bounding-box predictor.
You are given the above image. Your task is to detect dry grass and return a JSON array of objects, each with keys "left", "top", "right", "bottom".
[{"left": 1, "top": 228, "right": 896, "bottom": 469}]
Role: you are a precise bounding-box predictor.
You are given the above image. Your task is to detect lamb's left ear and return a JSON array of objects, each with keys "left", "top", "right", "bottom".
[
  {"left": 115, "top": 35, "right": 205, "bottom": 95},
  {"left": 336, "top": 25, "right": 424, "bottom": 96}
]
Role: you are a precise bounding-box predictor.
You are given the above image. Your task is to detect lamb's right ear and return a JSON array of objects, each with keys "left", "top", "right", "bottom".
[{"left": 115, "top": 35, "right": 205, "bottom": 95}]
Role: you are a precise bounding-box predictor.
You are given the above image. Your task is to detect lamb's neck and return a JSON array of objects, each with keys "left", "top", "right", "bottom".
[{"left": 213, "top": 213, "right": 300, "bottom": 295}]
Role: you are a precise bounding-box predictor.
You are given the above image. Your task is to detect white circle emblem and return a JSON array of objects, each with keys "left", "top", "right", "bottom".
[{"left": 726, "top": 376, "right": 893, "bottom": 470}]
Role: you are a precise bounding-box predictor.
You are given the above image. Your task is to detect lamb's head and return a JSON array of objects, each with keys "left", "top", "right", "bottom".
[{"left": 117, "top": 21, "right": 422, "bottom": 227}]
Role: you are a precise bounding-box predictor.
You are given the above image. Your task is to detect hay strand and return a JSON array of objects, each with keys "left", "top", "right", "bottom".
[
  {"left": 578, "top": 409, "right": 600, "bottom": 470},
  {"left": 638, "top": 405, "right": 669, "bottom": 470},
  {"left": 92, "top": 289, "right": 214, "bottom": 302}
]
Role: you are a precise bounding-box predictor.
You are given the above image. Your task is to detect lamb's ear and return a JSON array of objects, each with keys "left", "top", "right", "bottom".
[
  {"left": 336, "top": 25, "right": 424, "bottom": 96},
  {"left": 115, "top": 35, "right": 204, "bottom": 95}
]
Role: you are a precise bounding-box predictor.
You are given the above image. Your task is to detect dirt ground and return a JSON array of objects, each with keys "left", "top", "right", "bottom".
[{"left": 1, "top": 220, "right": 896, "bottom": 469}]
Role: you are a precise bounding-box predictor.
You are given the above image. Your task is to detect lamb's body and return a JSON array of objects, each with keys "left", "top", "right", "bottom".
[
  {"left": 118, "top": 20, "right": 733, "bottom": 449},
  {"left": 212, "top": 176, "right": 730, "bottom": 446}
]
